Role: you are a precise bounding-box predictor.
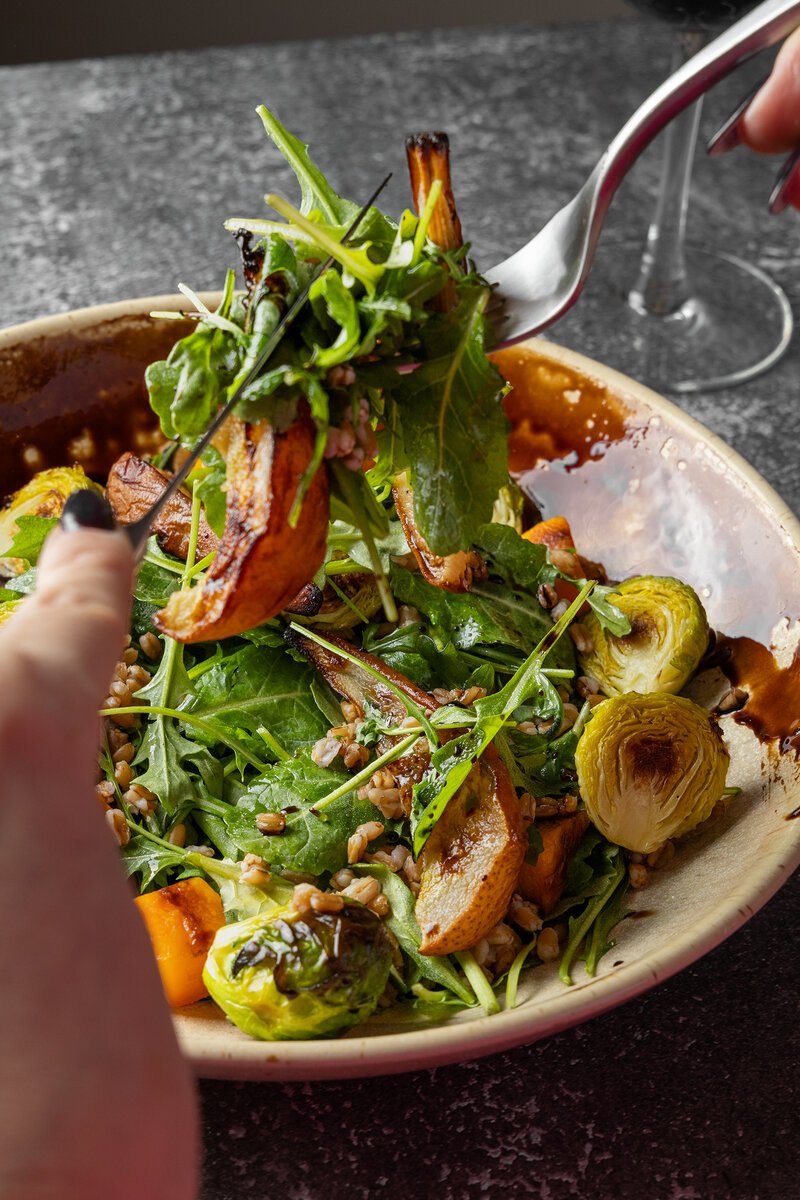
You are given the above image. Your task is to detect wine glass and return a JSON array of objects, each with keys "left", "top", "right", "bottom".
[{"left": 552, "top": 0, "right": 793, "bottom": 394}]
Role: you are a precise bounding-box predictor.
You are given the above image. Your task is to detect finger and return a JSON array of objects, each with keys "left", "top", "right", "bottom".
[
  {"left": 769, "top": 146, "right": 800, "bottom": 214},
  {"left": 740, "top": 28, "right": 800, "bottom": 155},
  {"left": 2, "top": 526, "right": 135, "bottom": 717}
]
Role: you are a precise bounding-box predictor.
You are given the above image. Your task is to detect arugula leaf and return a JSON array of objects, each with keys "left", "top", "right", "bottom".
[
  {"left": 134, "top": 538, "right": 185, "bottom": 604},
  {"left": 586, "top": 585, "right": 630, "bottom": 637},
  {"left": 186, "top": 445, "right": 227, "bottom": 538},
  {"left": 181, "top": 642, "right": 329, "bottom": 761},
  {"left": 410, "top": 718, "right": 505, "bottom": 856},
  {"left": 222, "top": 752, "right": 377, "bottom": 876},
  {"left": 146, "top": 314, "right": 240, "bottom": 441},
  {"left": 132, "top": 637, "right": 223, "bottom": 814},
  {"left": 4, "top": 514, "right": 57, "bottom": 563},
  {"left": 558, "top": 843, "right": 626, "bottom": 986},
  {"left": 509, "top": 726, "right": 580, "bottom": 799},
  {"left": 394, "top": 285, "right": 509, "bottom": 555},
  {"left": 120, "top": 831, "right": 200, "bottom": 890},
  {"left": 583, "top": 870, "right": 631, "bottom": 975},
  {"left": 256, "top": 105, "right": 361, "bottom": 227},
  {"left": 389, "top": 561, "right": 575, "bottom": 674},
  {"left": 360, "top": 622, "right": 476, "bottom": 692}
]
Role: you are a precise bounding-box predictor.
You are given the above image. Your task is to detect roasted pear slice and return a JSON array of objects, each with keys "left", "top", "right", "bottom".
[
  {"left": 516, "top": 812, "right": 590, "bottom": 915},
  {"left": 416, "top": 746, "right": 525, "bottom": 956},
  {"left": 393, "top": 472, "right": 487, "bottom": 593},
  {"left": 290, "top": 628, "right": 525, "bottom": 952},
  {"left": 286, "top": 629, "right": 435, "bottom": 790},
  {"left": 107, "top": 451, "right": 221, "bottom": 563},
  {"left": 153, "top": 415, "right": 329, "bottom": 643}
]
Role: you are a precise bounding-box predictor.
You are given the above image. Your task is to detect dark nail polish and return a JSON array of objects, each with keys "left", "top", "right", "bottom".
[
  {"left": 769, "top": 147, "right": 800, "bottom": 215},
  {"left": 60, "top": 489, "right": 116, "bottom": 532},
  {"left": 707, "top": 74, "right": 770, "bottom": 158}
]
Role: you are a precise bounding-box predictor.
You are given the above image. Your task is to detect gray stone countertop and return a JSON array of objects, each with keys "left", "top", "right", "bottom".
[{"left": 2, "top": 19, "right": 799, "bottom": 1199}]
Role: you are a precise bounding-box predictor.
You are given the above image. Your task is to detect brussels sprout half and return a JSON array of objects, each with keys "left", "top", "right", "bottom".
[
  {"left": 0, "top": 466, "right": 104, "bottom": 555},
  {"left": 292, "top": 570, "right": 383, "bottom": 631},
  {"left": 578, "top": 575, "right": 709, "bottom": 696},
  {"left": 203, "top": 900, "right": 394, "bottom": 1040},
  {"left": 575, "top": 692, "right": 730, "bottom": 854}
]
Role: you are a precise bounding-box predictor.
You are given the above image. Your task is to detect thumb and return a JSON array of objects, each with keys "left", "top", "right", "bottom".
[{"left": 3, "top": 523, "right": 136, "bottom": 717}]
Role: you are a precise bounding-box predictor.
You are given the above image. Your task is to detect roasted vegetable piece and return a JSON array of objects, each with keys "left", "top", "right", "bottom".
[
  {"left": 134, "top": 876, "right": 226, "bottom": 1008},
  {"left": 406, "top": 130, "right": 463, "bottom": 311},
  {"left": 202, "top": 901, "right": 393, "bottom": 1040},
  {"left": 292, "top": 570, "right": 382, "bottom": 630},
  {"left": 107, "top": 451, "right": 221, "bottom": 562},
  {"left": 0, "top": 466, "right": 103, "bottom": 554},
  {"left": 153, "top": 414, "right": 329, "bottom": 643},
  {"left": 0, "top": 599, "right": 21, "bottom": 627},
  {"left": 578, "top": 575, "right": 709, "bottom": 696},
  {"left": 416, "top": 746, "right": 526, "bottom": 956},
  {"left": 286, "top": 627, "right": 435, "bottom": 792},
  {"left": 575, "top": 692, "right": 730, "bottom": 854},
  {"left": 289, "top": 628, "right": 525, "bottom": 953},
  {"left": 393, "top": 472, "right": 487, "bottom": 593},
  {"left": 396, "top": 133, "right": 489, "bottom": 592},
  {"left": 516, "top": 812, "right": 590, "bottom": 915}
]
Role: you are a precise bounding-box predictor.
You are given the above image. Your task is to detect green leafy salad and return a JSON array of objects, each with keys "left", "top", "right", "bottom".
[{"left": 0, "top": 108, "right": 733, "bottom": 1041}]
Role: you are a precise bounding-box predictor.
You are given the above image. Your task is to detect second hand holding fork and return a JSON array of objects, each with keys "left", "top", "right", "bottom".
[{"left": 488, "top": 0, "right": 800, "bottom": 347}]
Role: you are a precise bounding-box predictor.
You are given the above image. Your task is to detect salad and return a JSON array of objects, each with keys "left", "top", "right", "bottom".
[{"left": 0, "top": 109, "right": 735, "bottom": 1040}]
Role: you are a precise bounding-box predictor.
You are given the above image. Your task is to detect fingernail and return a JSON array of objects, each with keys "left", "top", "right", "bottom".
[
  {"left": 60, "top": 489, "right": 116, "bottom": 532},
  {"left": 769, "top": 146, "right": 800, "bottom": 215},
  {"left": 707, "top": 75, "right": 770, "bottom": 157}
]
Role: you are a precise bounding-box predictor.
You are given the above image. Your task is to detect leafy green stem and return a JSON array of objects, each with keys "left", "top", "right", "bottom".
[
  {"left": 314, "top": 732, "right": 418, "bottom": 812},
  {"left": 289, "top": 620, "right": 438, "bottom": 749},
  {"left": 100, "top": 704, "right": 269, "bottom": 772},
  {"left": 454, "top": 950, "right": 500, "bottom": 1015}
]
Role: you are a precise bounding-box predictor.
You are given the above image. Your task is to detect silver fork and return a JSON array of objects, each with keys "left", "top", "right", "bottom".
[{"left": 489, "top": 0, "right": 800, "bottom": 346}]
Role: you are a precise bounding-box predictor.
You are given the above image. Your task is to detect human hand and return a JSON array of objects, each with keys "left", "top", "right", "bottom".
[
  {"left": 0, "top": 496, "right": 198, "bottom": 1200},
  {"left": 708, "top": 26, "right": 800, "bottom": 213}
]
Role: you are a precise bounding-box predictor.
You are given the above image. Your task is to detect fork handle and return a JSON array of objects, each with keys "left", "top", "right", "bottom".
[{"left": 600, "top": 0, "right": 800, "bottom": 203}]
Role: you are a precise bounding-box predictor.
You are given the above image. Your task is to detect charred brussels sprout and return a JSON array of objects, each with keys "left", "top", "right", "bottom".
[
  {"left": 578, "top": 575, "right": 708, "bottom": 696},
  {"left": 202, "top": 900, "right": 393, "bottom": 1039},
  {"left": 0, "top": 467, "right": 104, "bottom": 554},
  {"left": 575, "top": 693, "right": 730, "bottom": 854},
  {"left": 291, "top": 570, "right": 382, "bottom": 631},
  {"left": 0, "top": 599, "right": 21, "bottom": 626}
]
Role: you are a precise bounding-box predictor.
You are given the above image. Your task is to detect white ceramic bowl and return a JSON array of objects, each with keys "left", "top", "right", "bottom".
[{"left": 3, "top": 297, "right": 799, "bottom": 1081}]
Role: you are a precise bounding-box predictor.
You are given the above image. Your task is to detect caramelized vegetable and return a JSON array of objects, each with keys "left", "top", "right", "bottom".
[
  {"left": 516, "top": 812, "right": 590, "bottom": 915},
  {"left": 107, "top": 451, "right": 220, "bottom": 562},
  {"left": 405, "top": 131, "right": 463, "bottom": 311},
  {"left": 154, "top": 414, "right": 329, "bottom": 643},
  {"left": 393, "top": 472, "right": 487, "bottom": 593},
  {"left": 522, "top": 515, "right": 579, "bottom": 562},
  {"left": 286, "top": 628, "right": 434, "bottom": 794},
  {"left": 289, "top": 628, "right": 525, "bottom": 954},
  {"left": 134, "top": 876, "right": 226, "bottom": 1008},
  {"left": 0, "top": 466, "right": 103, "bottom": 555},
  {"left": 397, "top": 134, "right": 488, "bottom": 591},
  {"left": 575, "top": 693, "right": 730, "bottom": 854},
  {"left": 416, "top": 746, "right": 525, "bottom": 956}
]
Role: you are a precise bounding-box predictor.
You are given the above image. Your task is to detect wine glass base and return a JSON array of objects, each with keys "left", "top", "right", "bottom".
[{"left": 549, "top": 241, "right": 793, "bottom": 395}]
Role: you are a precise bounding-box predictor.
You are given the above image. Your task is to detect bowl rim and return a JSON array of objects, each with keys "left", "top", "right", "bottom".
[{"left": 5, "top": 296, "right": 800, "bottom": 1081}]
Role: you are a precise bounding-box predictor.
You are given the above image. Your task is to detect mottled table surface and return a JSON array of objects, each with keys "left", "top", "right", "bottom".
[{"left": 3, "top": 19, "right": 799, "bottom": 1200}]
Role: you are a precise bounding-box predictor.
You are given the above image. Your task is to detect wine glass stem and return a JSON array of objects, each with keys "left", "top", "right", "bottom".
[{"left": 628, "top": 29, "right": 708, "bottom": 319}]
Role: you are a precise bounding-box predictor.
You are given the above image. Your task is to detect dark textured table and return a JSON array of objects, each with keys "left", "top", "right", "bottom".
[{"left": 3, "top": 20, "right": 799, "bottom": 1199}]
